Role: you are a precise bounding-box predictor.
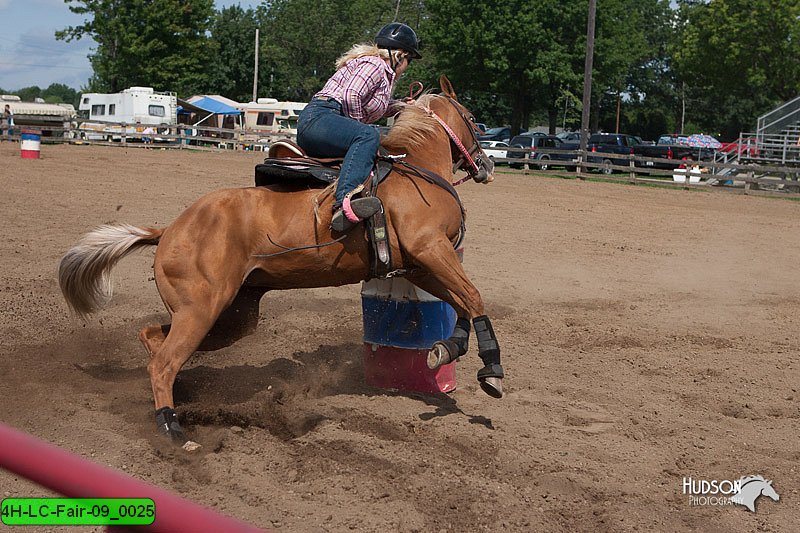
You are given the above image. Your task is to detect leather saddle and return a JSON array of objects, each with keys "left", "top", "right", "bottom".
[
  {"left": 254, "top": 140, "right": 342, "bottom": 187},
  {"left": 254, "top": 139, "right": 398, "bottom": 278},
  {"left": 254, "top": 140, "right": 394, "bottom": 189}
]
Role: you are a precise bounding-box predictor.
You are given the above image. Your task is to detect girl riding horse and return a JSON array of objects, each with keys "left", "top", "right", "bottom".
[{"left": 58, "top": 78, "right": 504, "bottom": 449}]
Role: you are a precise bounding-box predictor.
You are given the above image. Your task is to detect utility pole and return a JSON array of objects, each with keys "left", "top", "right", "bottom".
[
  {"left": 681, "top": 81, "right": 686, "bottom": 134},
  {"left": 252, "top": 29, "right": 260, "bottom": 102},
  {"left": 579, "top": 0, "right": 597, "bottom": 175}
]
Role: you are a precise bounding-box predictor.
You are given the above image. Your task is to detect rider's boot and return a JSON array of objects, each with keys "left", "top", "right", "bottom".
[{"left": 331, "top": 197, "right": 382, "bottom": 232}]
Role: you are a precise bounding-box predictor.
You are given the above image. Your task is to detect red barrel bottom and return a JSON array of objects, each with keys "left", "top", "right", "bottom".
[
  {"left": 363, "top": 344, "right": 456, "bottom": 394},
  {"left": 20, "top": 150, "right": 40, "bottom": 159}
]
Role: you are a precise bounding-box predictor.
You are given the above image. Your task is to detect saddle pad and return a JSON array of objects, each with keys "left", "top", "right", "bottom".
[{"left": 255, "top": 158, "right": 339, "bottom": 187}]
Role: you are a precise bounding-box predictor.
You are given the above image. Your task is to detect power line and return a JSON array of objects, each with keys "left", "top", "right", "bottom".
[
  {"left": 0, "top": 36, "right": 85, "bottom": 55},
  {"left": 0, "top": 61, "right": 88, "bottom": 71}
]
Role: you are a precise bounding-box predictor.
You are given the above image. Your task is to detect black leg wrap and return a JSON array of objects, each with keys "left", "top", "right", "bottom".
[
  {"left": 155, "top": 407, "right": 188, "bottom": 444},
  {"left": 473, "top": 315, "right": 501, "bottom": 367},
  {"left": 449, "top": 317, "right": 471, "bottom": 356},
  {"left": 473, "top": 315, "right": 504, "bottom": 397}
]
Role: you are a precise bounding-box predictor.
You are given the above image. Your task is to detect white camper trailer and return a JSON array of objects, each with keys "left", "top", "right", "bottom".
[
  {"left": 241, "top": 98, "right": 306, "bottom": 136},
  {"left": 1, "top": 95, "right": 76, "bottom": 137},
  {"left": 78, "top": 87, "right": 177, "bottom": 141}
]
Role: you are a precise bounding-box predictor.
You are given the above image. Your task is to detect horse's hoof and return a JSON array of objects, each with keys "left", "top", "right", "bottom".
[
  {"left": 427, "top": 342, "right": 449, "bottom": 369},
  {"left": 479, "top": 377, "right": 503, "bottom": 398},
  {"left": 155, "top": 406, "right": 196, "bottom": 449}
]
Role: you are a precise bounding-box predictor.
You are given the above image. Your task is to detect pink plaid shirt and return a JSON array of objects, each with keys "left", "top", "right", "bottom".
[{"left": 316, "top": 56, "right": 397, "bottom": 124}]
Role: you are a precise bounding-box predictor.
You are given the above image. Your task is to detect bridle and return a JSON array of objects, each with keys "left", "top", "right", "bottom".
[{"left": 421, "top": 95, "right": 489, "bottom": 186}]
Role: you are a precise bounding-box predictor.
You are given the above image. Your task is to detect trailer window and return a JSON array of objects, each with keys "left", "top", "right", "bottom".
[
  {"left": 91, "top": 104, "right": 105, "bottom": 116},
  {"left": 108, "top": 104, "right": 116, "bottom": 115},
  {"left": 256, "top": 112, "right": 274, "bottom": 126},
  {"left": 148, "top": 105, "right": 165, "bottom": 117}
]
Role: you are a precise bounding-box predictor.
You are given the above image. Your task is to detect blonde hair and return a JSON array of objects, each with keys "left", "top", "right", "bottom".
[{"left": 335, "top": 43, "right": 406, "bottom": 70}]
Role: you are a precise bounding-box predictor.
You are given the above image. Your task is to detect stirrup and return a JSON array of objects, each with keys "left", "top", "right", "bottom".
[{"left": 331, "top": 197, "right": 382, "bottom": 232}]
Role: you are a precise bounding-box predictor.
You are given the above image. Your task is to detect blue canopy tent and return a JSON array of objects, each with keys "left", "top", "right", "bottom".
[{"left": 177, "top": 96, "right": 243, "bottom": 128}]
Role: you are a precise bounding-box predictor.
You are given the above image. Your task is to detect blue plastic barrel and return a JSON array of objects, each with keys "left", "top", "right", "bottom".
[{"left": 361, "top": 278, "right": 457, "bottom": 393}]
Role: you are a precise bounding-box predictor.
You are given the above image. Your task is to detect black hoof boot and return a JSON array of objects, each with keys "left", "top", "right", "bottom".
[
  {"left": 155, "top": 407, "right": 201, "bottom": 451},
  {"left": 427, "top": 339, "right": 460, "bottom": 369},
  {"left": 477, "top": 364, "right": 504, "bottom": 399}
]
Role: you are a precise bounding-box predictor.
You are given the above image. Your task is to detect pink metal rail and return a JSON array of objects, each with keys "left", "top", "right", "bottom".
[{"left": 0, "top": 422, "right": 266, "bottom": 532}]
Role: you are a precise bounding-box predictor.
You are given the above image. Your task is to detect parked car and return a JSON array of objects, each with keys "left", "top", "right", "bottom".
[
  {"left": 557, "top": 131, "right": 581, "bottom": 142},
  {"left": 575, "top": 133, "right": 710, "bottom": 174},
  {"left": 479, "top": 140, "right": 509, "bottom": 163},
  {"left": 507, "top": 134, "right": 575, "bottom": 170},
  {"left": 475, "top": 123, "right": 487, "bottom": 133},
  {"left": 479, "top": 126, "right": 527, "bottom": 142},
  {"left": 637, "top": 133, "right": 717, "bottom": 170}
]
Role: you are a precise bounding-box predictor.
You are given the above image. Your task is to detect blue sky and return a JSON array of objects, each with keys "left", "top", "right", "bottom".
[{"left": 0, "top": 0, "right": 260, "bottom": 92}]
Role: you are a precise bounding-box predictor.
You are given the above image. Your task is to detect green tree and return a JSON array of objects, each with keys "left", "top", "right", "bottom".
[
  {"left": 56, "top": 0, "right": 215, "bottom": 96},
  {"left": 423, "top": 0, "right": 549, "bottom": 134},
  {"left": 673, "top": 0, "right": 800, "bottom": 139},
  {"left": 207, "top": 5, "right": 260, "bottom": 102},
  {"left": 424, "top": 0, "right": 660, "bottom": 134},
  {"left": 259, "top": 0, "right": 425, "bottom": 101},
  {"left": 594, "top": 0, "right": 677, "bottom": 139},
  {"left": 42, "top": 83, "right": 81, "bottom": 107},
  {"left": 14, "top": 86, "right": 43, "bottom": 102}
]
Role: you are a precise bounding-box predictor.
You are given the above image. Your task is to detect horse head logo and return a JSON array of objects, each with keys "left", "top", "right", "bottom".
[{"left": 730, "top": 475, "right": 780, "bottom": 512}]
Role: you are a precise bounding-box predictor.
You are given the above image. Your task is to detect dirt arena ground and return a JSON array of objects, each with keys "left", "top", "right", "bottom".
[{"left": 1, "top": 142, "right": 799, "bottom": 532}]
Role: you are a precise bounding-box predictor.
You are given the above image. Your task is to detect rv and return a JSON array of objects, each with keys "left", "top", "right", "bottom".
[
  {"left": 241, "top": 98, "right": 306, "bottom": 136},
  {"left": 1, "top": 95, "right": 75, "bottom": 137},
  {"left": 78, "top": 87, "right": 177, "bottom": 141}
]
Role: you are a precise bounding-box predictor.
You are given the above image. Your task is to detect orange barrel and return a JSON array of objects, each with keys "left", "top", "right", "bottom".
[
  {"left": 361, "top": 278, "right": 457, "bottom": 393},
  {"left": 20, "top": 130, "right": 41, "bottom": 159}
]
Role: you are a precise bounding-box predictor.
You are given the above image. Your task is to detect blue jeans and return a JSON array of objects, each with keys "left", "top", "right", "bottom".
[{"left": 297, "top": 98, "right": 380, "bottom": 207}]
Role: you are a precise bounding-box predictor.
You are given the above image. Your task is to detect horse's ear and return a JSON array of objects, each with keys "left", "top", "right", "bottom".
[{"left": 439, "top": 75, "right": 458, "bottom": 100}]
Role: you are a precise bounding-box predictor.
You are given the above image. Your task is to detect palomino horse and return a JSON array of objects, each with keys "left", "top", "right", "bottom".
[{"left": 58, "top": 77, "right": 504, "bottom": 448}]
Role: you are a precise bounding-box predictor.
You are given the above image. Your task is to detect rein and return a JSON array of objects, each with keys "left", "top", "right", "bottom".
[{"left": 420, "top": 94, "right": 485, "bottom": 187}]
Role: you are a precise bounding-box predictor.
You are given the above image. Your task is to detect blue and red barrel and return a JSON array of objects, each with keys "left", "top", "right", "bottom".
[
  {"left": 361, "top": 278, "right": 457, "bottom": 393},
  {"left": 20, "top": 130, "right": 41, "bottom": 159}
]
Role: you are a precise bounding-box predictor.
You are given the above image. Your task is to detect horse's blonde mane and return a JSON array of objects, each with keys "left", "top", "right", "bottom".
[{"left": 382, "top": 93, "right": 445, "bottom": 151}]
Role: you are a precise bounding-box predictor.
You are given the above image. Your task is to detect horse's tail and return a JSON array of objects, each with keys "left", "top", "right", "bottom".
[{"left": 58, "top": 224, "right": 162, "bottom": 318}]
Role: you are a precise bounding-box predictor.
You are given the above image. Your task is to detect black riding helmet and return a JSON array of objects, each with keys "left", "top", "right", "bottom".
[{"left": 375, "top": 22, "right": 422, "bottom": 59}]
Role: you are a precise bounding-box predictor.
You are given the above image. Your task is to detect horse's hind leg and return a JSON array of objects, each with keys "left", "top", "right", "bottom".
[
  {"left": 139, "top": 286, "right": 267, "bottom": 447},
  {"left": 139, "top": 324, "right": 168, "bottom": 359},
  {"left": 197, "top": 285, "right": 267, "bottom": 351},
  {"left": 146, "top": 309, "right": 218, "bottom": 448},
  {"left": 139, "top": 286, "right": 267, "bottom": 356},
  {"left": 407, "top": 240, "right": 505, "bottom": 398}
]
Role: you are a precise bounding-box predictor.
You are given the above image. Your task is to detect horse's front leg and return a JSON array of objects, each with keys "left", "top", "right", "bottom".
[{"left": 406, "top": 243, "right": 504, "bottom": 398}]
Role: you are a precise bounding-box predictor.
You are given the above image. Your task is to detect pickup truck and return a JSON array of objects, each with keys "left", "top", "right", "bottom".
[{"left": 564, "top": 133, "right": 712, "bottom": 173}]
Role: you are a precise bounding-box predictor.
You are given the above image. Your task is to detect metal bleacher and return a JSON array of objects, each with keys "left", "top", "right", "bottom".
[{"left": 750, "top": 96, "right": 800, "bottom": 165}]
